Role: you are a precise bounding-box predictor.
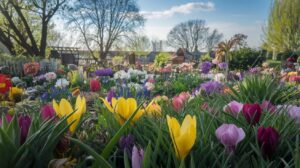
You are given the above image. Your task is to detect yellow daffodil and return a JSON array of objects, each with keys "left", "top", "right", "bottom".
[
  {"left": 167, "top": 115, "right": 196, "bottom": 160},
  {"left": 100, "top": 97, "right": 149, "bottom": 125},
  {"left": 145, "top": 101, "right": 162, "bottom": 116},
  {"left": 8, "top": 87, "right": 23, "bottom": 101},
  {"left": 52, "top": 96, "right": 86, "bottom": 133}
]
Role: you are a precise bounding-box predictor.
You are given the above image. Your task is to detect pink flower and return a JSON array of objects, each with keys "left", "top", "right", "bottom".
[
  {"left": 90, "top": 79, "right": 101, "bottom": 92},
  {"left": 215, "top": 124, "right": 245, "bottom": 153},
  {"left": 242, "top": 103, "right": 262, "bottom": 125},
  {"left": 257, "top": 126, "right": 279, "bottom": 158},
  {"left": 261, "top": 100, "right": 276, "bottom": 113},
  {"left": 0, "top": 114, "right": 13, "bottom": 125},
  {"left": 223, "top": 101, "right": 243, "bottom": 117},
  {"left": 172, "top": 96, "right": 184, "bottom": 112},
  {"left": 23, "top": 62, "right": 40, "bottom": 76},
  {"left": 178, "top": 92, "right": 190, "bottom": 101},
  {"left": 41, "top": 104, "right": 55, "bottom": 121},
  {"left": 19, "top": 115, "right": 31, "bottom": 144},
  {"left": 132, "top": 145, "right": 144, "bottom": 168}
]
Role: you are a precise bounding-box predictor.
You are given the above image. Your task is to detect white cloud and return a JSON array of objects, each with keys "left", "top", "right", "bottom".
[{"left": 141, "top": 2, "right": 215, "bottom": 19}]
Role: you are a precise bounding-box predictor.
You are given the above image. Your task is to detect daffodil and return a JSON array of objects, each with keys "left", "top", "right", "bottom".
[
  {"left": 100, "top": 97, "right": 148, "bottom": 125},
  {"left": 8, "top": 87, "right": 23, "bottom": 101},
  {"left": 52, "top": 96, "right": 86, "bottom": 133},
  {"left": 167, "top": 115, "right": 196, "bottom": 160}
]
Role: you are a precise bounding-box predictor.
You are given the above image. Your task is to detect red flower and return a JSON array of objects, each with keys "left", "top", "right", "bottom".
[
  {"left": 0, "top": 74, "right": 12, "bottom": 94},
  {"left": 90, "top": 79, "right": 101, "bottom": 92},
  {"left": 257, "top": 126, "right": 279, "bottom": 158},
  {"left": 242, "top": 103, "right": 262, "bottom": 125}
]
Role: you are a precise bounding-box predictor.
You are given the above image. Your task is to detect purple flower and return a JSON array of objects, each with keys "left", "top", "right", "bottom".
[
  {"left": 19, "top": 115, "right": 31, "bottom": 144},
  {"left": 95, "top": 68, "right": 114, "bottom": 76},
  {"left": 215, "top": 124, "right": 245, "bottom": 153},
  {"left": 286, "top": 105, "right": 300, "bottom": 123},
  {"left": 200, "top": 61, "right": 212, "bottom": 74},
  {"left": 223, "top": 101, "right": 243, "bottom": 117},
  {"left": 218, "top": 62, "right": 228, "bottom": 70},
  {"left": 261, "top": 100, "right": 276, "bottom": 113},
  {"left": 132, "top": 145, "right": 144, "bottom": 168},
  {"left": 119, "top": 134, "right": 135, "bottom": 156},
  {"left": 0, "top": 114, "right": 13, "bottom": 126},
  {"left": 200, "top": 81, "right": 223, "bottom": 95},
  {"left": 41, "top": 104, "right": 55, "bottom": 121},
  {"left": 107, "top": 89, "right": 117, "bottom": 103}
]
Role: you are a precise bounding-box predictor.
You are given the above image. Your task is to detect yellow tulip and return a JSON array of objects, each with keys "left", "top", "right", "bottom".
[
  {"left": 167, "top": 115, "right": 196, "bottom": 160},
  {"left": 52, "top": 96, "right": 86, "bottom": 133},
  {"left": 100, "top": 97, "right": 147, "bottom": 125},
  {"left": 8, "top": 87, "right": 23, "bottom": 101},
  {"left": 145, "top": 101, "right": 161, "bottom": 116}
]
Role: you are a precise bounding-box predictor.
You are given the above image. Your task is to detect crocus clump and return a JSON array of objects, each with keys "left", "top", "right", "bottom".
[
  {"left": 223, "top": 101, "right": 243, "bottom": 117},
  {"left": 257, "top": 126, "right": 280, "bottom": 158},
  {"left": 215, "top": 123, "right": 245, "bottom": 153},
  {"left": 242, "top": 103, "right": 262, "bottom": 125},
  {"left": 200, "top": 81, "right": 223, "bottom": 95}
]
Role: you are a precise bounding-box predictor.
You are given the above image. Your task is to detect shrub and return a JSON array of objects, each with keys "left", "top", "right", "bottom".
[
  {"left": 200, "top": 53, "right": 212, "bottom": 62},
  {"left": 229, "top": 48, "right": 265, "bottom": 70},
  {"left": 154, "top": 52, "right": 171, "bottom": 67}
]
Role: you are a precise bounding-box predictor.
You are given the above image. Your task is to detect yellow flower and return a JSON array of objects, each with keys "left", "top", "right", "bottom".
[
  {"left": 8, "top": 87, "right": 23, "bottom": 101},
  {"left": 167, "top": 115, "right": 196, "bottom": 160},
  {"left": 52, "top": 96, "right": 86, "bottom": 133},
  {"left": 100, "top": 97, "right": 148, "bottom": 125},
  {"left": 288, "top": 71, "right": 298, "bottom": 77},
  {"left": 145, "top": 101, "right": 161, "bottom": 116}
]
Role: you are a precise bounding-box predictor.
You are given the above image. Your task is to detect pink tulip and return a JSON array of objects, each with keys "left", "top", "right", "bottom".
[
  {"left": 172, "top": 96, "right": 184, "bottom": 112},
  {"left": 215, "top": 123, "right": 245, "bottom": 153},
  {"left": 41, "top": 104, "right": 55, "bottom": 121},
  {"left": 223, "top": 101, "right": 243, "bottom": 117},
  {"left": 132, "top": 145, "right": 144, "bottom": 168},
  {"left": 90, "top": 79, "right": 101, "bottom": 92}
]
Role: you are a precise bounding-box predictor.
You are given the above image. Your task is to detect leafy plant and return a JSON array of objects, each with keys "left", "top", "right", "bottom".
[{"left": 154, "top": 52, "right": 171, "bottom": 67}]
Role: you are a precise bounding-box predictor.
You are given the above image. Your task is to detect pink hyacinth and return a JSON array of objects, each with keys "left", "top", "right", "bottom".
[
  {"left": 223, "top": 101, "right": 243, "bottom": 117},
  {"left": 41, "top": 104, "right": 55, "bottom": 121},
  {"left": 215, "top": 123, "right": 245, "bottom": 153}
]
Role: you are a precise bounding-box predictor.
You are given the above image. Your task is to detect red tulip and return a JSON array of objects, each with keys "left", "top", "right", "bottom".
[
  {"left": 0, "top": 74, "right": 12, "bottom": 94},
  {"left": 257, "top": 126, "right": 279, "bottom": 158},
  {"left": 19, "top": 115, "right": 31, "bottom": 144},
  {"left": 242, "top": 103, "right": 262, "bottom": 125},
  {"left": 90, "top": 79, "right": 101, "bottom": 92},
  {"left": 41, "top": 104, "right": 55, "bottom": 121}
]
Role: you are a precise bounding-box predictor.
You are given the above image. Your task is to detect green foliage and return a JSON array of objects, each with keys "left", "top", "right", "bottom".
[
  {"left": 0, "top": 115, "right": 70, "bottom": 168},
  {"left": 265, "top": 60, "right": 281, "bottom": 69},
  {"left": 200, "top": 53, "right": 212, "bottom": 62},
  {"left": 229, "top": 48, "right": 265, "bottom": 70},
  {"left": 112, "top": 56, "right": 124, "bottom": 65},
  {"left": 154, "top": 52, "right": 171, "bottom": 67}
]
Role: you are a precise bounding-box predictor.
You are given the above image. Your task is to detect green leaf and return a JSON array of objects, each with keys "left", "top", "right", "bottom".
[
  {"left": 142, "top": 142, "right": 152, "bottom": 168},
  {"left": 124, "top": 150, "right": 131, "bottom": 168}
]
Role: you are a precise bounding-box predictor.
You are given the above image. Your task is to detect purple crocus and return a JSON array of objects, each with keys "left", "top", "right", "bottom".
[
  {"left": 19, "top": 115, "right": 31, "bottom": 144},
  {"left": 286, "top": 105, "right": 300, "bottom": 123},
  {"left": 215, "top": 123, "right": 245, "bottom": 153},
  {"left": 107, "top": 89, "right": 117, "bottom": 103},
  {"left": 223, "top": 101, "right": 243, "bottom": 117},
  {"left": 200, "top": 81, "right": 223, "bottom": 95},
  {"left": 119, "top": 134, "right": 135, "bottom": 156},
  {"left": 200, "top": 61, "right": 212, "bottom": 74},
  {"left": 218, "top": 62, "right": 228, "bottom": 70},
  {"left": 132, "top": 145, "right": 144, "bottom": 168},
  {"left": 95, "top": 68, "right": 114, "bottom": 77},
  {"left": 41, "top": 104, "right": 55, "bottom": 121}
]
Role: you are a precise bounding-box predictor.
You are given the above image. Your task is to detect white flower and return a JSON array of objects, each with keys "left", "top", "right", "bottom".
[
  {"left": 145, "top": 82, "right": 155, "bottom": 91},
  {"left": 11, "top": 77, "right": 22, "bottom": 84},
  {"left": 45, "top": 72, "right": 57, "bottom": 81},
  {"left": 214, "top": 73, "right": 225, "bottom": 82},
  {"left": 114, "top": 70, "right": 130, "bottom": 80},
  {"left": 55, "top": 78, "right": 70, "bottom": 88}
]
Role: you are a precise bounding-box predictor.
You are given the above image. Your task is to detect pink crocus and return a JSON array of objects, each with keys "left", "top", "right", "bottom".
[
  {"left": 0, "top": 114, "right": 13, "bottom": 126},
  {"left": 132, "top": 145, "right": 144, "bottom": 168},
  {"left": 215, "top": 123, "right": 245, "bottom": 153},
  {"left": 223, "top": 101, "right": 243, "bottom": 117},
  {"left": 41, "top": 104, "right": 55, "bottom": 121},
  {"left": 172, "top": 96, "right": 184, "bottom": 112},
  {"left": 261, "top": 100, "right": 276, "bottom": 113}
]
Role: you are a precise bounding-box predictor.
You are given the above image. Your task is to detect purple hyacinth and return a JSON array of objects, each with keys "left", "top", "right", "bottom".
[
  {"left": 107, "top": 89, "right": 116, "bottom": 103},
  {"left": 95, "top": 68, "right": 114, "bottom": 76},
  {"left": 200, "top": 61, "right": 212, "bottom": 74},
  {"left": 200, "top": 81, "right": 223, "bottom": 95},
  {"left": 218, "top": 62, "right": 228, "bottom": 70}
]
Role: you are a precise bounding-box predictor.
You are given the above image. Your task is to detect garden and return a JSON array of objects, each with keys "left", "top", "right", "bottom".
[{"left": 0, "top": 0, "right": 300, "bottom": 168}]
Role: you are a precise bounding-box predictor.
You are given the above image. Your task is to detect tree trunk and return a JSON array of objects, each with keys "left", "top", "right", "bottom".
[{"left": 40, "top": 20, "right": 48, "bottom": 58}]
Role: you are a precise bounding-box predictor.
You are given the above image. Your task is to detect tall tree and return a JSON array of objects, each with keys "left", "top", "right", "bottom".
[
  {"left": 264, "top": 0, "right": 300, "bottom": 53},
  {"left": 206, "top": 29, "right": 223, "bottom": 52},
  {"left": 124, "top": 32, "right": 150, "bottom": 52},
  {"left": 167, "top": 20, "right": 222, "bottom": 52},
  {"left": 66, "top": 0, "right": 145, "bottom": 63},
  {"left": 0, "top": 0, "right": 66, "bottom": 57}
]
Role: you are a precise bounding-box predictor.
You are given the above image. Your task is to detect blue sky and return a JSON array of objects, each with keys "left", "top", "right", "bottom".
[{"left": 138, "top": 0, "right": 272, "bottom": 48}]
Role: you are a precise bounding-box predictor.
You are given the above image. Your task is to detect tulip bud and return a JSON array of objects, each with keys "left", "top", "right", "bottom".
[
  {"left": 215, "top": 124, "right": 245, "bottom": 154},
  {"left": 257, "top": 126, "right": 279, "bottom": 158},
  {"left": 242, "top": 103, "right": 262, "bottom": 125},
  {"left": 132, "top": 145, "right": 144, "bottom": 168},
  {"left": 18, "top": 115, "right": 31, "bottom": 144},
  {"left": 41, "top": 104, "right": 55, "bottom": 121}
]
